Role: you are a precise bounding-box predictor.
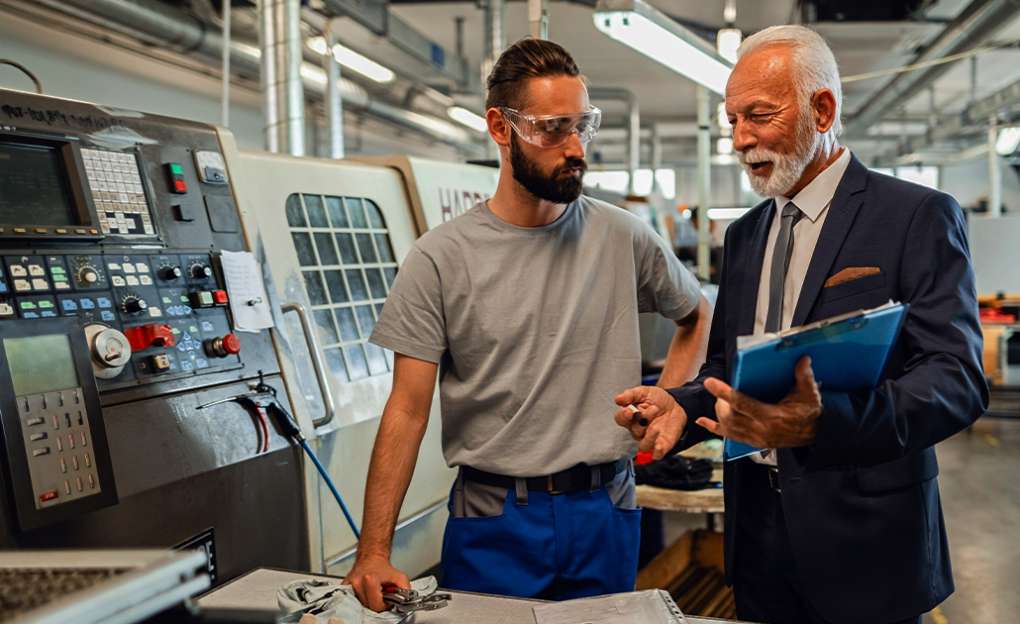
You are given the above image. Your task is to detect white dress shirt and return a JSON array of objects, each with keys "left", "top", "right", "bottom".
[{"left": 750, "top": 147, "right": 852, "bottom": 467}]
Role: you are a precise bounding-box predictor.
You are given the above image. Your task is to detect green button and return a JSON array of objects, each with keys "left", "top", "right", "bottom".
[
  {"left": 179, "top": 295, "right": 189, "bottom": 303},
  {"left": 51, "top": 267, "right": 66, "bottom": 275},
  {"left": 162, "top": 296, "right": 172, "bottom": 304},
  {"left": 199, "top": 292, "right": 214, "bottom": 305},
  {"left": 19, "top": 301, "right": 36, "bottom": 310},
  {"left": 170, "top": 163, "right": 183, "bottom": 174},
  {"left": 38, "top": 300, "right": 54, "bottom": 309}
]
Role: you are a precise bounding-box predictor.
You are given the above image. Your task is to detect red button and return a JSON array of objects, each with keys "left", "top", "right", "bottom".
[
  {"left": 173, "top": 179, "right": 187, "bottom": 193},
  {"left": 124, "top": 323, "right": 176, "bottom": 351},
  {"left": 212, "top": 289, "right": 229, "bottom": 305},
  {"left": 221, "top": 333, "right": 241, "bottom": 355},
  {"left": 39, "top": 490, "right": 59, "bottom": 502}
]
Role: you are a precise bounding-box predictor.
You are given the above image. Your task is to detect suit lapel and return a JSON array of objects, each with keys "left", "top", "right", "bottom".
[
  {"left": 738, "top": 200, "right": 776, "bottom": 335},
  {"left": 791, "top": 155, "right": 870, "bottom": 326}
]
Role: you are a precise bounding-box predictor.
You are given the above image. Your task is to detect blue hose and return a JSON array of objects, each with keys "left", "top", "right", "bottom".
[{"left": 299, "top": 438, "right": 361, "bottom": 539}]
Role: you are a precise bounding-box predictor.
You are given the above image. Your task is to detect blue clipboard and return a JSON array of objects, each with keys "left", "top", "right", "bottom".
[{"left": 724, "top": 301, "right": 909, "bottom": 461}]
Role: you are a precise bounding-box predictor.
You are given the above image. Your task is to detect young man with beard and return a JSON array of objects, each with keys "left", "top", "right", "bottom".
[
  {"left": 615, "top": 26, "right": 986, "bottom": 624},
  {"left": 344, "top": 38, "right": 710, "bottom": 609}
]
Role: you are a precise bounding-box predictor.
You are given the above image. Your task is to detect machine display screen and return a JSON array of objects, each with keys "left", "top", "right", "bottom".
[
  {"left": 0, "top": 140, "right": 79, "bottom": 226},
  {"left": 4, "top": 334, "right": 80, "bottom": 396}
]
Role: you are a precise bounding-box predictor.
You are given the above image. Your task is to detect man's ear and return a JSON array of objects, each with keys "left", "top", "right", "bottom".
[
  {"left": 811, "top": 88, "right": 838, "bottom": 134},
  {"left": 487, "top": 108, "right": 511, "bottom": 147}
]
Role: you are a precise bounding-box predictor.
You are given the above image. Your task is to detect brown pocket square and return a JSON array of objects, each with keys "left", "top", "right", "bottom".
[{"left": 824, "top": 266, "right": 881, "bottom": 288}]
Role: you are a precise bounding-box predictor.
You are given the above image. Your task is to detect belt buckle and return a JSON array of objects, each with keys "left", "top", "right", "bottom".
[
  {"left": 546, "top": 474, "right": 562, "bottom": 495},
  {"left": 767, "top": 468, "right": 782, "bottom": 493}
]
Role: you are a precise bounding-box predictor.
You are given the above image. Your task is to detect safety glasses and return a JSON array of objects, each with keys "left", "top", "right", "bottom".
[{"left": 500, "top": 106, "right": 602, "bottom": 148}]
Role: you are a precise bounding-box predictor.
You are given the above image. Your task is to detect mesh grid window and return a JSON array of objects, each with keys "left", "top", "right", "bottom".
[{"left": 287, "top": 193, "right": 398, "bottom": 382}]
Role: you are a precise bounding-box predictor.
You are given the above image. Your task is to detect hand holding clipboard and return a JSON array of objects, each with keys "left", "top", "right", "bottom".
[{"left": 709, "top": 301, "right": 909, "bottom": 461}]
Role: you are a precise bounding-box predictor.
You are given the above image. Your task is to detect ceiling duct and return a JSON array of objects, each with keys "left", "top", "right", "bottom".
[
  {"left": 321, "top": 0, "right": 471, "bottom": 87},
  {"left": 846, "top": 0, "right": 1020, "bottom": 136},
  {"left": 30, "top": 0, "right": 479, "bottom": 150}
]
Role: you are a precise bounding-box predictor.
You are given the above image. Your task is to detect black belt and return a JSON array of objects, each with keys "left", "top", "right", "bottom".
[{"left": 461, "top": 459, "right": 628, "bottom": 495}]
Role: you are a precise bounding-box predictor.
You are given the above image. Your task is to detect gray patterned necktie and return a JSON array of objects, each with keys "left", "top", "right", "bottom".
[{"left": 764, "top": 202, "right": 804, "bottom": 333}]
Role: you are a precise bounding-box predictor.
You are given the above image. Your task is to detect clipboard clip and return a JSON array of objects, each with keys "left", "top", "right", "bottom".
[{"left": 776, "top": 315, "right": 870, "bottom": 350}]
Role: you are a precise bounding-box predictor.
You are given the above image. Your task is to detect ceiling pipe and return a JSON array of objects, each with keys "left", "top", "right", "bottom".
[
  {"left": 482, "top": 0, "right": 507, "bottom": 89},
  {"left": 846, "top": 0, "right": 1020, "bottom": 135},
  {"left": 43, "top": 0, "right": 478, "bottom": 150},
  {"left": 259, "top": 0, "right": 305, "bottom": 155},
  {"left": 323, "top": 17, "right": 345, "bottom": 159}
]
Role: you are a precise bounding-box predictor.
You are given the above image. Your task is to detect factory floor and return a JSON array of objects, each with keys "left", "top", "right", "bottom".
[
  {"left": 925, "top": 415, "right": 1020, "bottom": 624},
  {"left": 661, "top": 416, "right": 1020, "bottom": 624}
]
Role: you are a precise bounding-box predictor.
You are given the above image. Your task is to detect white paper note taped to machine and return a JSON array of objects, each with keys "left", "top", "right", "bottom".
[{"left": 219, "top": 250, "right": 274, "bottom": 333}]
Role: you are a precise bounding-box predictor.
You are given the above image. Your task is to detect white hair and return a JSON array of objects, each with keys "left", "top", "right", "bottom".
[{"left": 738, "top": 25, "right": 843, "bottom": 142}]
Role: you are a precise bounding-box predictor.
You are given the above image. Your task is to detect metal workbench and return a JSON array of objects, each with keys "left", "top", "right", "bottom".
[{"left": 196, "top": 568, "right": 744, "bottom": 623}]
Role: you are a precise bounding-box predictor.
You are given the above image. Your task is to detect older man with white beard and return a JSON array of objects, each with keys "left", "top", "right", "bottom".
[{"left": 613, "top": 25, "right": 986, "bottom": 624}]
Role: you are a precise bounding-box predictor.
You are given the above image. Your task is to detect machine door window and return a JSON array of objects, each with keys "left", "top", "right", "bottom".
[{"left": 286, "top": 194, "right": 397, "bottom": 382}]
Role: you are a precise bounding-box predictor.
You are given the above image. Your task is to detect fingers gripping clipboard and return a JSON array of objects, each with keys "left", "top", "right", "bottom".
[{"left": 724, "top": 301, "right": 909, "bottom": 461}]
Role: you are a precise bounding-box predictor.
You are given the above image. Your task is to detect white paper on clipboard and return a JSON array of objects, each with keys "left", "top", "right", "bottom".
[{"left": 219, "top": 250, "right": 274, "bottom": 333}]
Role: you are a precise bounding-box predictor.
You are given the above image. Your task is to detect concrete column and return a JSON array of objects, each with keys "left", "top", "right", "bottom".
[
  {"left": 989, "top": 117, "right": 1002, "bottom": 217},
  {"left": 696, "top": 86, "right": 711, "bottom": 280}
]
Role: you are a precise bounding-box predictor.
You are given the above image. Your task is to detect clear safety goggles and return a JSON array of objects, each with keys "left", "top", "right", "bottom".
[{"left": 500, "top": 106, "right": 602, "bottom": 148}]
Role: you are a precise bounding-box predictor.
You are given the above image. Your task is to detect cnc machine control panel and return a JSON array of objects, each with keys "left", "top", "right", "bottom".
[{"left": 0, "top": 89, "right": 283, "bottom": 529}]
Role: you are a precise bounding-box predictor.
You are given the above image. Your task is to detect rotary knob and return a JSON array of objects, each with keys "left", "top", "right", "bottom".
[
  {"left": 159, "top": 265, "right": 183, "bottom": 281},
  {"left": 78, "top": 266, "right": 99, "bottom": 285},
  {"left": 190, "top": 263, "right": 213, "bottom": 279},
  {"left": 84, "top": 324, "right": 132, "bottom": 379},
  {"left": 122, "top": 296, "right": 147, "bottom": 315}
]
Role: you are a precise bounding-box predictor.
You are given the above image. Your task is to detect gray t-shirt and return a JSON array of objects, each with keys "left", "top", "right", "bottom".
[{"left": 370, "top": 195, "right": 701, "bottom": 476}]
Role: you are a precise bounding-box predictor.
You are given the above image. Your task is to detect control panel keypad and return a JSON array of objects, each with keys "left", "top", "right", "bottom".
[
  {"left": 81, "top": 148, "right": 155, "bottom": 237},
  {"left": 17, "top": 296, "right": 58, "bottom": 319},
  {"left": 4, "top": 256, "right": 49, "bottom": 293},
  {"left": 18, "top": 387, "right": 102, "bottom": 509},
  {"left": 1, "top": 252, "right": 234, "bottom": 384}
]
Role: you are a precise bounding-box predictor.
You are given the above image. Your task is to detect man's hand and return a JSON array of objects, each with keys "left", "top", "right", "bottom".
[
  {"left": 697, "top": 356, "right": 822, "bottom": 448},
  {"left": 343, "top": 554, "right": 410, "bottom": 612},
  {"left": 614, "top": 386, "right": 688, "bottom": 460}
]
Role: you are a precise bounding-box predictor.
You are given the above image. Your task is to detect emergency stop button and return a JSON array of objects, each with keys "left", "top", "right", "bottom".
[
  {"left": 212, "top": 289, "right": 229, "bottom": 305},
  {"left": 204, "top": 333, "right": 241, "bottom": 358},
  {"left": 39, "top": 490, "right": 59, "bottom": 503}
]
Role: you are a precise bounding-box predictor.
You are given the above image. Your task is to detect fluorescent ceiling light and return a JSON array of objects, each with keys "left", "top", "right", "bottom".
[
  {"left": 708, "top": 207, "right": 750, "bottom": 220},
  {"left": 716, "top": 28, "right": 741, "bottom": 64},
  {"left": 995, "top": 126, "right": 1020, "bottom": 156},
  {"left": 307, "top": 36, "right": 395, "bottom": 84},
  {"left": 594, "top": 0, "right": 732, "bottom": 95},
  {"left": 447, "top": 106, "right": 488, "bottom": 133}
]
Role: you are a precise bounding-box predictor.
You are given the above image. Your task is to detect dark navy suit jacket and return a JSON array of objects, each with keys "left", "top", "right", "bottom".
[{"left": 668, "top": 155, "right": 988, "bottom": 623}]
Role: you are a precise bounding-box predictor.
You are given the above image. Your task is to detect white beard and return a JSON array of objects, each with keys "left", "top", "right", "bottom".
[{"left": 739, "top": 111, "right": 823, "bottom": 198}]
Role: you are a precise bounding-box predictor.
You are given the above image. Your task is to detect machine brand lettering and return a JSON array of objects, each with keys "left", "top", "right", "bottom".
[{"left": 437, "top": 187, "right": 487, "bottom": 222}]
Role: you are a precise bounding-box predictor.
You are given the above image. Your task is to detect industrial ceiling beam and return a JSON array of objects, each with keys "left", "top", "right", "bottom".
[
  {"left": 873, "top": 75, "right": 1020, "bottom": 166},
  {"left": 846, "top": 0, "right": 1020, "bottom": 135}
]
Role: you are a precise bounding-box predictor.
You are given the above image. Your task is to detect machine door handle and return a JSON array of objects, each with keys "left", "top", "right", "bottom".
[{"left": 281, "top": 301, "right": 336, "bottom": 428}]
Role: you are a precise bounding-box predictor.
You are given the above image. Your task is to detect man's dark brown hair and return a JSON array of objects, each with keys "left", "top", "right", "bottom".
[{"left": 485, "top": 38, "right": 583, "bottom": 111}]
